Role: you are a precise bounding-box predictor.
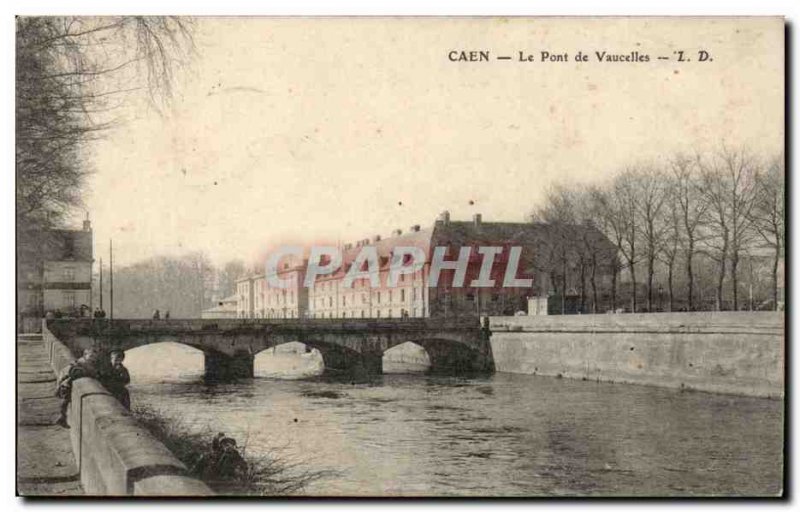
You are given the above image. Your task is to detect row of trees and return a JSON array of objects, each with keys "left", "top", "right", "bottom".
[
  {"left": 93, "top": 253, "right": 248, "bottom": 319},
  {"left": 531, "top": 146, "right": 785, "bottom": 313}
]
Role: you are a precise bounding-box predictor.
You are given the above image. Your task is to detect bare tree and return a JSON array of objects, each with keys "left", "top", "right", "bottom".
[
  {"left": 630, "top": 166, "right": 670, "bottom": 312},
  {"left": 531, "top": 184, "right": 580, "bottom": 314},
  {"left": 669, "top": 154, "right": 708, "bottom": 310},
  {"left": 749, "top": 154, "right": 785, "bottom": 310},
  {"left": 697, "top": 145, "right": 758, "bottom": 310},
  {"left": 610, "top": 171, "right": 640, "bottom": 312},
  {"left": 588, "top": 185, "right": 624, "bottom": 312},
  {"left": 16, "top": 17, "right": 194, "bottom": 260},
  {"left": 657, "top": 188, "right": 681, "bottom": 312},
  {"left": 217, "top": 259, "right": 248, "bottom": 298}
]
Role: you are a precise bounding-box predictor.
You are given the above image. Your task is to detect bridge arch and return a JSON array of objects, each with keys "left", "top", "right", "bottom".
[
  {"left": 399, "top": 337, "right": 489, "bottom": 375},
  {"left": 253, "top": 341, "right": 324, "bottom": 379},
  {"left": 298, "top": 337, "right": 383, "bottom": 377},
  {"left": 383, "top": 341, "right": 431, "bottom": 373},
  {"left": 123, "top": 341, "right": 205, "bottom": 382}
]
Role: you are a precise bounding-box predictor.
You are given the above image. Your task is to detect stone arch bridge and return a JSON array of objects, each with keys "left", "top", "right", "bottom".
[{"left": 45, "top": 318, "right": 494, "bottom": 381}]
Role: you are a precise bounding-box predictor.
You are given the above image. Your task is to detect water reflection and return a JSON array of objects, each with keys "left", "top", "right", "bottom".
[{"left": 126, "top": 343, "right": 783, "bottom": 497}]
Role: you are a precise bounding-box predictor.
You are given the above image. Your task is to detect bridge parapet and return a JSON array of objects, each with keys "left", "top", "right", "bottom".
[{"left": 48, "top": 317, "right": 486, "bottom": 333}]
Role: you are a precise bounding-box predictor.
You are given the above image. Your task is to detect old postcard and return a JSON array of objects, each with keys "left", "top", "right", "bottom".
[{"left": 16, "top": 16, "right": 784, "bottom": 497}]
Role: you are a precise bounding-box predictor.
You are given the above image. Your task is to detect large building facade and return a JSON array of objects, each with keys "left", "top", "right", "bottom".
[
  {"left": 236, "top": 256, "right": 309, "bottom": 319},
  {"left": 18, "top": 219, "right": 94, "bottom": 328},
  {"left": 234, "top": 212, "right": 616, "bottom": 319}
]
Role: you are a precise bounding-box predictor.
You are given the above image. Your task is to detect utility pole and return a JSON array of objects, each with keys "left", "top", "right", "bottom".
[
  {"left": 109, "top": 240, "right": 114, "bottom": 320},
  {"left": 99, "top": 257, "right": 103, "bottom": 310}
]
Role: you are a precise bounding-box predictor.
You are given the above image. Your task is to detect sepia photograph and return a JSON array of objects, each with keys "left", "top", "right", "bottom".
[{"left": 14, "top": 15, "right": 785, "bottom": 498}]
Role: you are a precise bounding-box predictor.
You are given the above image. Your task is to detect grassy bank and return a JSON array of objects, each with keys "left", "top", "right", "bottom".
[{"left": 132, "top": 404, "right": 333, "bottom": 496}]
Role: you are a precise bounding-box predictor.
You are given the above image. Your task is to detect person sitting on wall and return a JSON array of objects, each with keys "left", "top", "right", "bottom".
[
  {"left": 55, "top": 347, "right": 99, "bottom": 428},
  {"left": 152, "top": 309, "right": 161, "bottom": 320},
  {"left": 101, "top": 349, "right": 131, "bottom": 410}
]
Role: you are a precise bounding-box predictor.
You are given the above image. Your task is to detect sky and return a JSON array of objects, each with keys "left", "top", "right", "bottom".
[{"left": 83, "top": 17, "right": 784, "bottom": 267}]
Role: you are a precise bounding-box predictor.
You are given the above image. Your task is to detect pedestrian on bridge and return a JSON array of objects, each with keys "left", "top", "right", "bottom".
[{"left": 152, "top": 309, "right": 160, "bottom": 320}]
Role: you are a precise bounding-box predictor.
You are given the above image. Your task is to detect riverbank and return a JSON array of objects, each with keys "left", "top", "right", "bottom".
[
  {"left": 489, "top": 311, "right": 784, "bottom": 398},
  {"left": 132, "top": 404, "right": 333, "bottom": 495},
  {"left": 16, "top": 334, "right": 82, "bottom": 496},
  {"left": 39, "top": 324, "right": 213, "bottom": 496}
]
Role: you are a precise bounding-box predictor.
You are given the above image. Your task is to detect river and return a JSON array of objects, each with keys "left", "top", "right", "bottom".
[{"left": 125, "top": 342, "right": 783, "bottom": 497}]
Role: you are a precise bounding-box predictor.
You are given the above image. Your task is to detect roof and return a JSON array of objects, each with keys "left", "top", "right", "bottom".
[
  {"left": 42, "top": 229, "right": 93, "bottom": 262},
  {"left": 252, "top": 215, "right": 616, "bottom": 284},
  {"left": 322, "top": 227, "right": 434, "bottom": 280}
]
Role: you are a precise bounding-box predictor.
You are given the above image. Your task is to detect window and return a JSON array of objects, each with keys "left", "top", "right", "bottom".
[
  {"left": 401, "top": 289, "right": 405, "bottom": 302},
  {"left": 62, "top": 267, "right": 75, "bottom": 282},
  {"left": 62, "top": 291, "right": 75, "bottom": 308}
]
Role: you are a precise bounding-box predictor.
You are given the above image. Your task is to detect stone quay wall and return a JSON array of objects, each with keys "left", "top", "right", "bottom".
[
  {"left": 42, "top": 322, "right": 213, "bottom": 496},
  {"left": 488, "top": 312, "right": 784, "bottom": 398}
]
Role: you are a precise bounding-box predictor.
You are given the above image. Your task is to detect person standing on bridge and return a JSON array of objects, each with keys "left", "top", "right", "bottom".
[
  {"left": 101, "top": 350, "right": 131, "bottom": 410},
  {"left": 55, "top": 348, "right": 99, "bottom": 428}
]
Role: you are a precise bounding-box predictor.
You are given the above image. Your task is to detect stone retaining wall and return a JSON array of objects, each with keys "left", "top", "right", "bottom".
[
  {"left": 488, "top": 312, "right": 784, "bottom": 398},
  {"left": 42, "top": 322, "right": 213, "bottom": 496}
]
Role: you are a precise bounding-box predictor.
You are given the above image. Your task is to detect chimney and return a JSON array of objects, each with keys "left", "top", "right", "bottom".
[
  {"left": 410, "top": 224, "right": 420, "bottom": 232},
  {"left": 82, "top": 213, "right": 91, "bottom": 232},
  {"left": 438, "top": 210, "right": 450, "bottom": 225},
  {"left": 392, "top": 229, "right": 403, "bottom": 236},
  {"left": 473, "top": 213, "right": 482, "bottom": 227}
]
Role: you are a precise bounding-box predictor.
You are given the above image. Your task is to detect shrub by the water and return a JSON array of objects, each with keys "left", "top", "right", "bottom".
[{"left": 132, "top": 404, "right": 333, "bottom": 495}]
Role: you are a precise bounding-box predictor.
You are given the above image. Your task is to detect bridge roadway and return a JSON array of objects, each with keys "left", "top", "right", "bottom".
[{"left": 45, "top": 318, "right": 495, "bottom": 381}]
